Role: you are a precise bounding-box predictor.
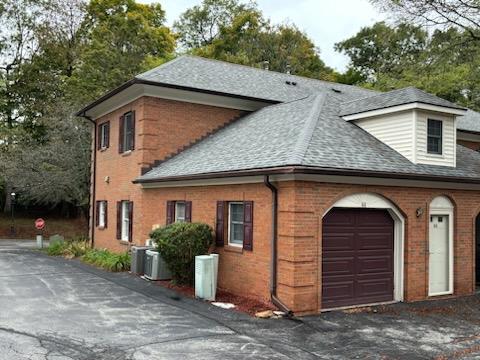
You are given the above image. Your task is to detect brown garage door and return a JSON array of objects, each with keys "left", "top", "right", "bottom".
[{"left": 322, "top": 208, "right": 394, "bottom": 309}]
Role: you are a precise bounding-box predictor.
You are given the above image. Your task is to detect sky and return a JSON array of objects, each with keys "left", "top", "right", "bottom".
[{"left": 138, "top": 0, "right": 386, "bottom": 71}]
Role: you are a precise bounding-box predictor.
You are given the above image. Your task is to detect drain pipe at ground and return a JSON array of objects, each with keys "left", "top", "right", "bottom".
[{"left": 264, "top": 175, "right": 293, "bottom": 316}]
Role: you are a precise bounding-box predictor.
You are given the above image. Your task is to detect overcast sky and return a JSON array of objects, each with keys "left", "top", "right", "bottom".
[{"left": 138, "top": 0, "right": 386, "bottom": 71}]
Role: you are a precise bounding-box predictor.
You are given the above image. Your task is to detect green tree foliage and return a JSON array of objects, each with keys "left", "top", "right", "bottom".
[
  {"left": 0, "top": 0, "right": 175, "bottom": 214},
  {"left": 68, "top": 0, "right": 176, "bottom": 105},
  {"left": 335, "top": 22, "right": 427, "bottom": 82},
  {"left": 174, "top": 0, "right": 257, "bottom": 49},
  {"left": 371, "top": 0, "right": 480, "bottom": 40},
  {"left": 337, "top": 22, "right": 480, "bottom": 111},
  {"left": 176, "top": 0, "right": 335, "bottom": 79}
]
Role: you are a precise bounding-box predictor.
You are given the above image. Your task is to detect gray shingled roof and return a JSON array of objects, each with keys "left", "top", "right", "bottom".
[
  {"left": 138, "top": 89, "right": 480, "bottom": 183},
  {"left": 458, "top": 110, "right": 480, "bottom": 133},
  {"left": 340, "top": 86, "right": 466, "bottom": 116},
  {"left": 137, "top": 55, "right": 376, "bottom": 103}
]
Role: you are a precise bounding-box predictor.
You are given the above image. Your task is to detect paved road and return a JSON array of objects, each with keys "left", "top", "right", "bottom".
[{"left": 1, "top": 241, "right": 480, "bottom": 359}]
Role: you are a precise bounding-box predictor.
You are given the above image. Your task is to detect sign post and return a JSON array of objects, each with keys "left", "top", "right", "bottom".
[{"left": 35, "top": 218, "right": 45, "bottom": 249}]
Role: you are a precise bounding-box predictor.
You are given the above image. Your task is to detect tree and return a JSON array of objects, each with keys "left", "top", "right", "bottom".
[
  {"left": 371, "top": 0, "right": 480, "bottom": 40},
  {"left": 181, "top": 0, "right": 334, "bottom": 79},
  {"left": 174, "top": 0, "right": 257, "bottom": 49},
  {"left": 68, "top": 0, "right": 176, "bottom": 105},
  {"left": 2, "top": 103, "right": 91, "bottom": 215},
  {"left": 335, "top": 22, "right": 428, "bottom": 82},
  {"left": 337, "top": 22, "right": 480, "bottom": 111}
]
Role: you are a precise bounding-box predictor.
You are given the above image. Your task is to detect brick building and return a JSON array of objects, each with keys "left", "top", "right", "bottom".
[{"left": 78, "top": 56, "right": 480, "bottom": 314}]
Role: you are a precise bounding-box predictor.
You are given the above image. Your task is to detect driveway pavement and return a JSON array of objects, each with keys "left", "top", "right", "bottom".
[{"left": 1, "top": 241, "right": 480, "bottom": 359}]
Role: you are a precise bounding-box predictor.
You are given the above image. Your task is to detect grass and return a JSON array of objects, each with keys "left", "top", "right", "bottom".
[
  {"left": 44, "top": 239, "right": 130, "bottom": 272},
  {"left": 0, "top": 213, "right": 87, "bottom": 239}
]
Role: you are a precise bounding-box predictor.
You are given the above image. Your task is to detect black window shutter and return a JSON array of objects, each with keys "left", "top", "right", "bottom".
[
  {"left": 131, "top": 111, "right": 135, "bottom": 150},
  {"left": 116, "top": 201, "right": 122, "bottom": 239},
  {"left": 118, "top": 115, "right": 124, "bottom": 153},
  {"left": 166, "top": 201, "right": 175, "bottom": 224},
  {"left": 105, "top": 122, "right": 110, "bottom": 148},
  {"left": 128, "top": 201, "right": 133, "bottom": 242},
  {"left": 95, "top": 201, "right": 100, "bottom": 227},
  {"left": 243, "top": 201, "right": 253, "bottom": 251},
  {"left": 216, "top": 201, "right": 225, "bottom": 247},
  {"left": 185, "top": 201, "right": 192, "bottom": 222},
  {"left": 104, "top": 201, "right": 108, "bottom": 228}
]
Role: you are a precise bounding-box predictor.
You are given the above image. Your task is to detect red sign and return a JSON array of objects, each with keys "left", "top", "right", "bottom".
[{"left": 35, "top": 218, "right": 45, "bottom": 230}]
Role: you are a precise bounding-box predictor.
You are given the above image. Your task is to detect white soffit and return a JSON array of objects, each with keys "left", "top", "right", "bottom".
[
  {"left": 457, "top": 130, "right": 480, "bottom": 142},
  {"left": 343, "top": 102, "right": 467, "bottom": 121},
  {"left": 86, "top": 83, "right": 270, "bottom": 119}
]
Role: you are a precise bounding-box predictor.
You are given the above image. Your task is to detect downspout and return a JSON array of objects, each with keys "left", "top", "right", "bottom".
[
  {"left": 82, "top": 114, "right": 96, "bottom": 248},
  {"left": 264, "top": 175, "right": 293, "bottom": 316}
]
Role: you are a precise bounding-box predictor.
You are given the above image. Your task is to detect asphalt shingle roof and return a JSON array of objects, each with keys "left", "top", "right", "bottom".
[
  {"left": 340, "top": 86, "right": 466, "bottom": 116},
  {"left": 458, "top": 110, "right": 480, "bottom": 133},
  {"left": 108, "top": 56, "right": 480, "bottom": 183}
]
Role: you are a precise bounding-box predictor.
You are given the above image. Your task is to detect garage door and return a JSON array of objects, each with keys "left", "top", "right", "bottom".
[{"left": 322, "top": 208, "right": 394, "bottom": 309}]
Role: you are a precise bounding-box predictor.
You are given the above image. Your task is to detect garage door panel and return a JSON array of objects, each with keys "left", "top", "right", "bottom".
[
  {"left": 356, "top": 277, "right": 393, "bottom": 298},
  {"left": 322, "top": 280, "right": 355, "bottom": 302},
  {"left": 356, "top": 255, "right": 393, "bottom": 274},
  {"left": 323, "top": 256, "right": 355, "bottom": 276},
  {"left": 357, "top": 232, "right": 394, "bottom": 250},
  {"left": 322, "top": 208, "right": 394, "bottom": 309},
  {"left": 323, "top": 233, "right": 355, "bottom": 251}
]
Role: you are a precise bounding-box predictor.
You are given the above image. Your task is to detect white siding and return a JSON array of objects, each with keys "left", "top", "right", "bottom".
[
  {"left": 356, "top": 111, "right": 415, "bottom": 162},
  {"left": 415, "top": 111, "right": 456, "bottom": 167}
]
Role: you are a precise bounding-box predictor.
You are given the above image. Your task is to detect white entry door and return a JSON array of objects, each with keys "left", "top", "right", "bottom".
[{"left": 429, "top": 215, "right": 451, "bottom": 295}]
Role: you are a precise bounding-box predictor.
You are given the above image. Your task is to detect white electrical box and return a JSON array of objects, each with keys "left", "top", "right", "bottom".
[{"left": 195, "top": 255, "right": 217, "bottom": 301}]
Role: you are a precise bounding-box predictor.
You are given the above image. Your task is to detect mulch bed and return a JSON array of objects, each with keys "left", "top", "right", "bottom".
[{"left": 155, "top": 280, "right": 277, "bottom": 316}]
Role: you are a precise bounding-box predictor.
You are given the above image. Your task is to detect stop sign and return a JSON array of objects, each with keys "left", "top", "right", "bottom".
[{"left": 35, "top": 218, "right": 45, "bottom": 230}]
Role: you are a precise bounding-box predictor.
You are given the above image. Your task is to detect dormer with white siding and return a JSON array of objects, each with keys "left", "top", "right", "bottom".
[{"left": 340, "top": 87, "right": 467, "bottom": 168}]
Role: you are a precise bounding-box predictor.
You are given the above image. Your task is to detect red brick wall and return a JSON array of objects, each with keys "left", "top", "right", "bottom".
[
  {"left": 139, "top": 183, "right": 274, "bottom": 301},
  {"left": 459, "top": 139, "right": 480, "bottom": 151},
  {"left": 277, "top": 181, "right": 480, "bottom": 314},
  {"left": 92, "top": 97, "right": 242, "bottom": 252}
]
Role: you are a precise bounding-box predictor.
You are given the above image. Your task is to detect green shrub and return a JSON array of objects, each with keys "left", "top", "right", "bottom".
[
  {"left": 45, "top": 241, "right": 67, "bottom": 256},
  {"left": 150, "top": 222, "right": 214, "bottom": 285},
  {"left": 44, "top": 238, "right": 88, "bottom": 257},
  {"left": 82, "top": 248, "right": 130, "bottom": 272}
]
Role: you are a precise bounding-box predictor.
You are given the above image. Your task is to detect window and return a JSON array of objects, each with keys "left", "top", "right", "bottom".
[
  {"left": 98, "top": 122, "right": 110, "bottom": 150},
  {"left": 427, "top": 119, "right": 442, "bottom": 155},
  {"left": 121, "top": 201, "right": 130, "bottom": 241},
  {"left": 99, "top": 201, "right": 106, "bottom": 228},
  {"left": 216, "top": 201, "right": 253, "bottom": 250},
  {"left": 116, "top": 201, "right": 132, "bottom": 242},
  {"left": 228, "top": 202, "right": 244, "bottom": 247},
  {"left": 166, "top": 201, "right": 191, "bottom": 224},
  {"left": 175, "top": 202, "right": 186, "bottom": 223},
  {"left": 119, "top": 111, "right": 135, "bottom": 153},
  {"left": 96, "top": 200, "right": 107, "bottom": 228}
]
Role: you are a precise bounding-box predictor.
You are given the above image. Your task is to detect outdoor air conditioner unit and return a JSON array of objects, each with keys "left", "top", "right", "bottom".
[
  {"left": 195, "top": 254, "right": 219, "bottom": 301},
  {"left": 130, "top": 246, "right": 152, "bottom": 275},
  {"left": 144, "top": 250, "right": 171, "bottom": 281}
]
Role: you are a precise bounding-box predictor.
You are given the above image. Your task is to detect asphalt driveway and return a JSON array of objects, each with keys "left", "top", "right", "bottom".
[{"left": 1, "top": 241, "right": 480, "bottom": 359}]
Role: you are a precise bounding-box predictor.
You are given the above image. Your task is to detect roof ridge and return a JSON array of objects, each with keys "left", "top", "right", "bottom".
[
  {"left": 289, "top": 93, "right": 327, "bottom": 165},
  {"left": 136, "top": 56, "right": 186, "bottom": 78},
  {"left": 182, "top": 55, "right": 379, "bottom": 94}
]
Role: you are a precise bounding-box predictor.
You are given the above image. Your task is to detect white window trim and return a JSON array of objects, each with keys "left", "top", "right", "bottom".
[
  {"left": 121, "top": 201, "right": 130, "bottom": 242},
  {"left": 99, "top": 123, "right": 108, "bottom": 149},
  {"left": 428, "top": 196, "right": 454, "bottom": 297},
  {"left": 228, "top": 202, "right": 244, "bottom": 247},
  {"left": 175, "top": 201, "right": 186, "bottom": 223},
  {"left": 98, "top": 201, "right": 106, "bottom": 228}
]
